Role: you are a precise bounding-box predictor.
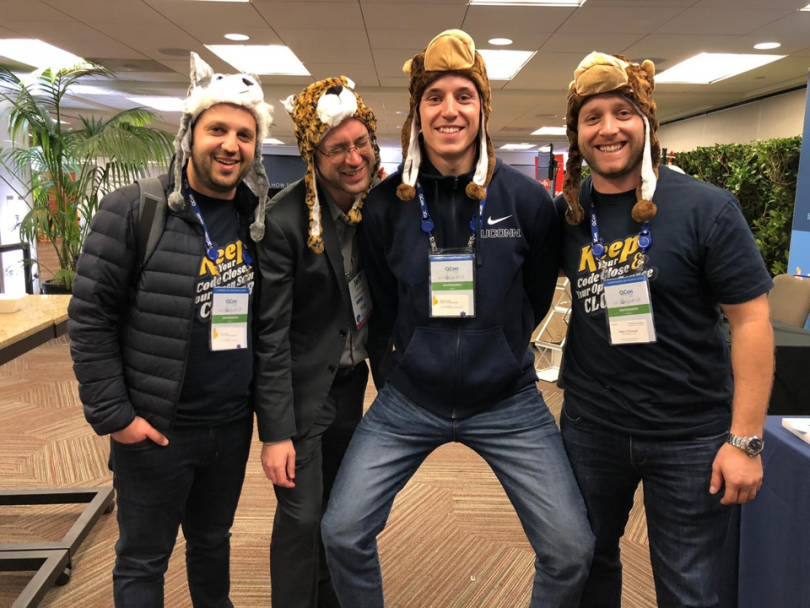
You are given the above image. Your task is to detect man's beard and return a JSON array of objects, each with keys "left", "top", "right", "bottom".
[{"left": 190, "top": 151, "right": 250, "bottom": 193}]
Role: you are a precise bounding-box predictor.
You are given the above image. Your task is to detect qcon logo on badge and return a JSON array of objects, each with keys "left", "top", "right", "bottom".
[
  {"left": 445, "top": 266, "right": 459, "bottom": 272},
  {"left": 618, "top": 289, "right": 634, "bottom": 296}
]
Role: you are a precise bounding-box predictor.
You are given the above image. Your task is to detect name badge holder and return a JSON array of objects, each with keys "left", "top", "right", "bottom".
[
  {"left": 347, "top": 269, "right": 373, "bottom": 329},
  {"left": 417, "top": 182, "right": 483, "bottom": 319},
  {"left": 589, "top": 192, "right": 657, "bottom": 345},
  {"left": 210, "top": 287, "right": 250, "bottom": 351}
]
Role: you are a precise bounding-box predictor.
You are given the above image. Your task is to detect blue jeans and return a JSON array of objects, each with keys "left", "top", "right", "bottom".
[
  {"left": 321, "top": 384, "right": 594, "bottom": 608},
  {"left": 560, "top": 403, "right": 732, "bottom": 608},
  {"left": 110, "top": 416, "right": 253, "bottom": 608}
]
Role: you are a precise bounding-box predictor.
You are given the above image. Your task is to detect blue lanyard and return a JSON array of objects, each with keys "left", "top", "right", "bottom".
[
  {"left": 588, "top": 188, "right": 651, "bottom": 260},
  {"left": 416, "top": 181, "right": 486, "bottom": 253},
  {"left": 184, "top": 180, "right": 253, "bottom": 266}
]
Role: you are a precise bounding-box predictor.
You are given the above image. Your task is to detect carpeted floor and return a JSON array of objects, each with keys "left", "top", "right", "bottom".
[{"left": 0, "top": 336, "right": 656, "bottom": 607}]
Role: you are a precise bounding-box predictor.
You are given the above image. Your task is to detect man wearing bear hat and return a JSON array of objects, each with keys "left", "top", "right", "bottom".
[
  {"left": 556, "top": 52, "right": 774, "bottom": 607},
  {"left": 321, "top": 30, "right": 594, "bottom": 607},
  {"left": 68, "top": 52, "right": 272, "bottom": 606},
  {"left": 253, "top": 76, "right": 390, "bottom": 608}
]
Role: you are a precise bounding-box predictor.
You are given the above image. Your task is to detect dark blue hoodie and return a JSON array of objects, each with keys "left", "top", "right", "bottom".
[{"left": 358, "top": 156, "right": 559, "bottom": 418}]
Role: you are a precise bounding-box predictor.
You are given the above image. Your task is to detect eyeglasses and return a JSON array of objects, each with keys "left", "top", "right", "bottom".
[{"left": 316, "top": 138, "right": 371, "bottom": 161}]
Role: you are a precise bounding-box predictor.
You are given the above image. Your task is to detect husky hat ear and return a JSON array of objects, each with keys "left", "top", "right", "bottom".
[
  {"left": 170, "top": 52, "right": 274, "bottom": 241},
  {"left": 563, "top": 51, "right": 660, "bottom": 226}
]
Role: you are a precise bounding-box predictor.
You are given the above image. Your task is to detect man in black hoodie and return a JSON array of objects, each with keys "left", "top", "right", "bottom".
[{"left": 321, "top": 30, "right": 594, "bottom": 608}]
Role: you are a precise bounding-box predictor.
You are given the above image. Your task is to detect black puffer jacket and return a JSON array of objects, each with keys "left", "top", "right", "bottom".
[{"left": 68, "top": 172, "right": 258, "bottom": 436}]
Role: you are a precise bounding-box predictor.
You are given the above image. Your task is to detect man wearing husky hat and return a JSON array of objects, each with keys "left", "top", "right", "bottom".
[
  {"left": 321, "top": 30, "right": 594, "bottom": 607},
  {"left": 68, "top": 52, "right": 272, "bottom": 606},
  {"left": 556, "top": 52, "right": 774, "bottom": 607},
  {"left": 254, "top": 76, "right": 390, "bottom": 608}
]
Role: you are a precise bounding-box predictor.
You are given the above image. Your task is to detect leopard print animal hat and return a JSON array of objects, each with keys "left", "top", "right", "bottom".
[
  {"left": 284, "top": 76, "right": 380, "bottom": 254},
  {"left": 563, "top": 52, "right": 660, "bottom": 226},
  {"left": 170, "top": 52, "right": 274, "bottom": 242},
  {"left": 397, "top": 29, "right": 495, "bottom": 203}
]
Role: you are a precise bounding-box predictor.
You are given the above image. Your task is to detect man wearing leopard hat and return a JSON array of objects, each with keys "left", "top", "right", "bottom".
[
  {"left": 556, "top": 51, "right": 774, "bottom": 607},
  {"left": 321, "top": 30, "right": 594, "bottom": 607},
  {"left": 254, "top": 76, "right": 390, "bottom": 608}
]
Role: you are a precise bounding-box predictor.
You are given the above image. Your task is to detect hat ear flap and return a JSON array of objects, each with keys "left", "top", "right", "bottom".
[
  {"left": 402, "top": 59, "right": 413, "bottom": 74},
  {"left": 189, "top": 52, "right": 213, "bottom": 87},
  {"left": 284, "top": 94, "right": 297, "bottom": 116}
]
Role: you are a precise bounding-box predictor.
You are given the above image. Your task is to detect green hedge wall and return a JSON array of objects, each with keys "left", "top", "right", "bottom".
[{"left": 673, "top": 136, "right": 801, "bottom": 275}]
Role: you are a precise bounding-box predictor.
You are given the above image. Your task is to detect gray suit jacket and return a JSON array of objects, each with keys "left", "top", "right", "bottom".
[{"left": 254, "top": 179, "right": 391, "bottom": 443}]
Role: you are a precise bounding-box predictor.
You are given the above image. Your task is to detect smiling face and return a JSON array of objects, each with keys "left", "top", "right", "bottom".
[
  {"left": 314, "top": 117, "right": 374, "bottom": 210},
  {"left": 418, "top": 74, "right": 481, "bottom": 176},
  {"left": 577, "top": 92, "right": 645, "bottom": 193},
  {"left": 187, "top": 102, "right": 257, "bottom": 199}
]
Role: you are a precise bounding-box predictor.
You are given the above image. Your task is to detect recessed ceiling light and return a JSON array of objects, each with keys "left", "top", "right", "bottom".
[
  {"left": 656, "top": 53, "right": 785, "bottom": 84},
  {"left": 395, "top": 111, "right": 408, "bottom": 115},
  {"left": 224, "top": 34, "right": 250, "bottom": 42},
  {"left": 263, "top": 138, "right": 284, "bottom": 145},
  {"left": 206, "top": 45, "right": 310, "bottom": 76},
  {"left": 532, "top": 126, "right": 567, "bottom": 136},
  {"left": 0, "top": 39, "right": 84, "bottom": 69},
  {"left": 753, "top": 42, "right": 781, "bottom": 50},
  {"left": 488, "top": 38, "right": 513, "bottom": 46},
  {"left": 470, "top": 0, "right": 586, "bottom": 6},
  {"left": 500, "top": 143, "right": 535, "bottom": 150},
  {"left": 479, "top": 49, "right": 536, "bottom": 80},
  {"left": 127, "top": 96, "right": 185, "bottom": 112}
]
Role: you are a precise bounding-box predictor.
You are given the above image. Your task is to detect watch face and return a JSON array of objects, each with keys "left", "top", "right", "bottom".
[{"left": 748, "top": 437, "right": 763, "bottom": 453}]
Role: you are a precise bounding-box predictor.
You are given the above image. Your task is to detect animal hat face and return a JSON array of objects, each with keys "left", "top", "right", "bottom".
[
  {"left": 397, "top": 29, "right": 495, "bottom": 203},
  {"left": 169, "top": 52, "right": 274, "bottom": 241},
  {"left": 562, "top": 52, "right": 660, "bottom": 226},
  {"left": 284, "top": 76, "right": 380, "bottom": 254}
]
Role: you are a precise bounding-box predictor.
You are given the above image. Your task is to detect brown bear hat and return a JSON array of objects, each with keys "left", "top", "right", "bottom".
[
  {"left": 284, "top": 76, "right": 380, "bottom": 253},
  {"left": 562, "top": 52, "right": 660, "bottom": 226},
  {"left": 397, "top": 29, "right": 495, "bottom": 203}
]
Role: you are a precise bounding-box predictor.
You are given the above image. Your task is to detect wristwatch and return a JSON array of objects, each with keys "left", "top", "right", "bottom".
[{"left": 726, "top": 433, "right": 764, "bottom": 457}]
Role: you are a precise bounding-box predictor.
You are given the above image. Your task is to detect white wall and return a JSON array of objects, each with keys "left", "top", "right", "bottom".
[{"left": 658, "top": 88, "right": 807, "bottom": 153}]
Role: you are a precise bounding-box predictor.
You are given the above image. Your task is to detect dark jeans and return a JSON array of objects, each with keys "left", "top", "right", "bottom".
[
  {"left": 560, "top": 403, "right": 732, "bottom": 608},
  {"left": 110, "top": 415, "right": 253, "bottom": 608},
  {"left": 271, "top": 362, "right": 368, "bottom": 608},
  {"left": 321, "top": 384, "right": 595, "bottom": 608}
]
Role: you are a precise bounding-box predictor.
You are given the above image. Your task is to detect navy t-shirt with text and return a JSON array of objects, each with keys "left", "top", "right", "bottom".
[
  {"left": 555, "top": 167, "right": 772, "bottom": 438},
  {"left": 175, "top": 188, "right": 255, "bottom": 428}
]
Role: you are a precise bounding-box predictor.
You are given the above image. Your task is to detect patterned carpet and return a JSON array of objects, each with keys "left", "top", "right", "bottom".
[{"left": 0, "top": 336, "right": 656, "bottom": 607}]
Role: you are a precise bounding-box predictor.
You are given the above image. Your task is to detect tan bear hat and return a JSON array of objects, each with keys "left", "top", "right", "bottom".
[
  {"left": 397, "top": 29, "right": 495, "bottom": 203},
  {"left": 284, "top": 76, "right": 380, "bottom": 254},
  {"left": 562, "top": 52, "right": 660, "bottom": 226}
]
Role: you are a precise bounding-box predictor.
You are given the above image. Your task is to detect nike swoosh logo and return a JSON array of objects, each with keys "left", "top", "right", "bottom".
[{"left": 487, "top": 215, "right": 512, "bottom": 226}]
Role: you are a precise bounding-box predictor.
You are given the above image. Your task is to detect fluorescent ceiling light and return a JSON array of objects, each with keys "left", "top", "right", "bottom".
[
  {"left": 479, "top": 49, "right": 536, "bottom": 80},
  {"left": 263, "top": 138, "right": 284, "bottom": 145},
  {"left": 69, "top": 84, "right": 116, "bottom": 96},
  {"left": 801, "top": 4, "right": 810, "bottom": 10},
  {"left": 538, "top": 145, "right": 552, "bottom": 152},
  {"left": 532, "top": 127, "right": 567, "bottom": 135},
  {"left": 488, "top": 38, "right": 513, "bottom": 46},
  {"left": 656, "top": 53, "right": 785, "bottom": 84},
  {"left": 0, "top": 39, "right": 84, "bottom": 69},
  {"left": 470, "top": 0, "right": 586, "bottom": 6},
  {"left": 753, "top": 42, "right": 781, "bottom": 50},
  {"left": 206, "top": 45, "right": 310, "bottom": 76},
  {"left": 224, "top": 33, "right": 250, "bottom": 41},
  {"left": 127, "top": 96, "right": 185, "bottom": 112},
  {"left": 500, "top": 143, "right": 535, "bottom": 150}
]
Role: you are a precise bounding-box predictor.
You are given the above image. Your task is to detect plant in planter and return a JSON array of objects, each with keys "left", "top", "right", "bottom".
[{"left": 0, "top": 63, "right": 175, "bottom": 291}]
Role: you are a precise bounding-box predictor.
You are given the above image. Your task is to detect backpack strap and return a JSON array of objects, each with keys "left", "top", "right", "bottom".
[{"left": 136, "top": 177, "right": 168, "bottom": 269}]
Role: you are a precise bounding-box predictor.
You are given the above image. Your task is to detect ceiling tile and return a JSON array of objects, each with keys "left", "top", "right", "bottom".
[
  {"left": 462, "top": 6, "right": 575, "bottom": 34},
  {"left": 379, "top": 77, "right": 410, "bottom": 87},
  {"left": 373, "top": 48, "right": 423, "bottom": 78},
  {"left": 146, "top": 0, "right": 266, "bottom": 29},
  {"left": 539, "top": 32, "right": 645, "bottom": 54},
  {"left": 621, "top": 34, "right": 740, "bottom": 70},
  {"left": 43, "top": 0, "right": 169, "bottom": 25},
  {"left": 1, "top": 21, "right": 147, "bottom": 60},
  {"left": 465, "top": 30, "right": 553, "bottom": 52},
  {"left": 558, "top": 6, "right": 686, "bottom": 34},
  {"left": 654, "top": 8, "right": 794, "bottom": 35},
  {"left": 362, "top": 4, "right": 466, "bottom": 30},
  {"left": 306, "top": 62, "right": 379, "bottom": 86},
  {"left": 178, "top": 26, "right": 284, "bottom": 46},
  {"left": 713, "top": 12, "right": 810, "bottom": 55},
  {"left": 503, "top": 52, "right": 585, "bottom": 92},
  {"left": 253, "top": 2, "right": 364, "bottom": 29},
  {"left": 368, "top": 29, "right": 434, "bottom": 50},
  {"left": 693, "top": 0, "right": 806, "bottom": 8},
  {"left": 276, "top": 29, "right": 372, "bottom": 63}
]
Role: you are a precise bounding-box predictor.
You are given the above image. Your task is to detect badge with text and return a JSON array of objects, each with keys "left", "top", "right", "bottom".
[
  {"left": 348, "top": 269, "right": 373, "bottom": 329},
  {"left": 210, "top": 287, "right": 249, "bottom": 351},
  {"left": 603, "top": 274, "right": 657, "bottom": 345},
  {"left": 429, "top": 251, "right": 476, "bottom": 318}
]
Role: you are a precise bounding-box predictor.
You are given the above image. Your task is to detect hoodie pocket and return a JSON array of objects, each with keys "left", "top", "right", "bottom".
[
  {"left": 395, "top": 327, "right": 457, "bottom": 399},
  {"left": 459, "top": 327, "right": 524, "bottom": 403}
]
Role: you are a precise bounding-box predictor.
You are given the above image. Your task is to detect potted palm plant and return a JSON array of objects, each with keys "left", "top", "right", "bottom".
[{"left": 0, "top": 63, "right": 175, "bottom": 292}]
